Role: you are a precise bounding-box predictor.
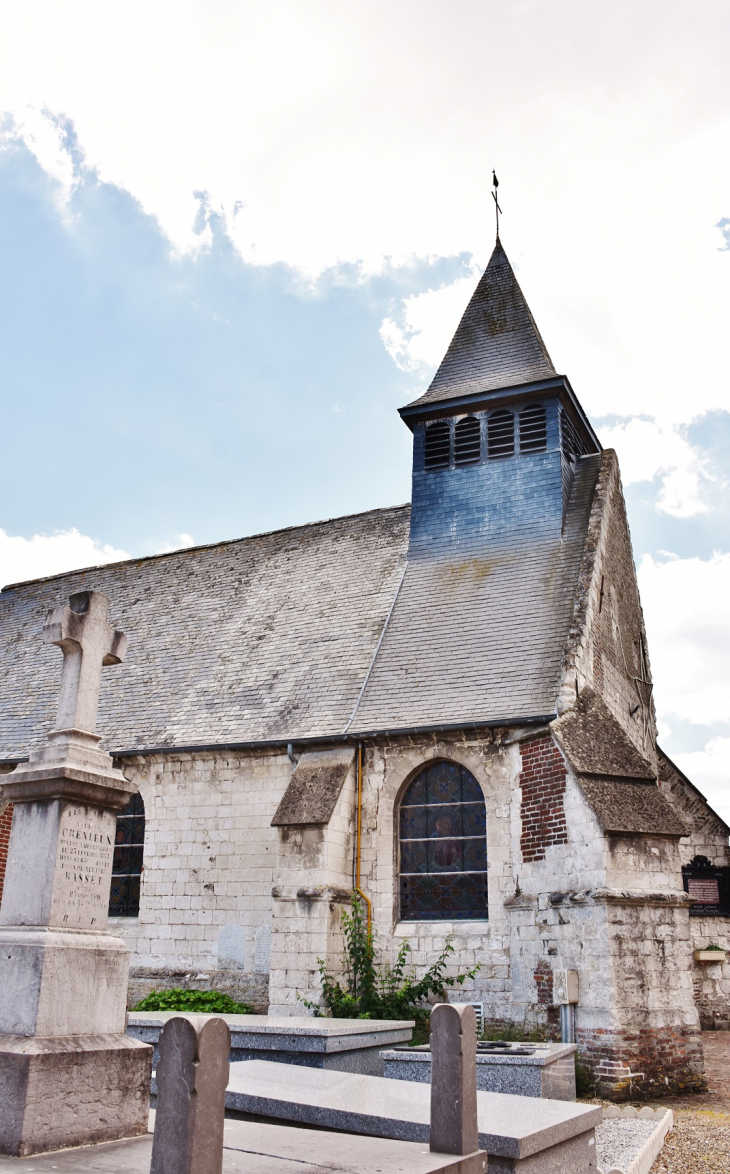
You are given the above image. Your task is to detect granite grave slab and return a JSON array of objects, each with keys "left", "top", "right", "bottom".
[
  {"left": 223, "top": 1059, "right": 601, "bottom": 1172},
  {"left": 381, "top": 1041, "right": 577, "bottom": 1100},
  {"left": 129, "top": 1012, "right": 413, "bottom": 1076}
]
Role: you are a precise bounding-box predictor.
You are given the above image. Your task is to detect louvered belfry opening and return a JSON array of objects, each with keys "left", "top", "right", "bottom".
[
  {"left": 561, "top": 409, "right": 586, "bottom": 461},
  {"left": 454, "top": 415, "right": 481, "bottom": 465},
  {"left": 424, "top": 420, "right": 451, "bottom": 470},
  {"left": 519, "top": 404, "right": 547, "bottom": 453},
  {"left": 487, "top": 409, "right": 515, "bottom": 458}
]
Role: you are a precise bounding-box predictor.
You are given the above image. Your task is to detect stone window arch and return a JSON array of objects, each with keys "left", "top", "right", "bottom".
[
  {"left": 109, "top": 792, "right": 145, "bottom": 917},
  {"left": 399, "top": 760, "right": 488, "bottom": 921}
]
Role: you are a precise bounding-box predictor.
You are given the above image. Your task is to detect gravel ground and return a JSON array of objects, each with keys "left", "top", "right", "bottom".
[
  {"left": 649, "top": 1109, "right": 730, "bottom": 1174},
  {"left": 595, "top": 1118, "right": 657, "bottom": 1171}
]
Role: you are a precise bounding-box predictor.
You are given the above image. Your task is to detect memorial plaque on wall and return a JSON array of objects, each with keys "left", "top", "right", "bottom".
[
  {"left": 49, "top": 803, "right": 117, "bottom": 929},
  {"left": 683, "top": 860, "right": 730, "bottom": 917}
]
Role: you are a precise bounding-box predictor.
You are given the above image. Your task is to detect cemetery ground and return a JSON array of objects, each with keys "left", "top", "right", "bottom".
[{"left": 606, "top": 1029, "right": 730, "bottom": 1173}]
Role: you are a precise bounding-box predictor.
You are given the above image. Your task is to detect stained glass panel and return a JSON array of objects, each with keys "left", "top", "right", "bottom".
[
  {"left": 108, "top": 793, "right": 145, "bottom": 917},
  {"left": 399, "top": 761, "right": 487, "bottom": 921}
]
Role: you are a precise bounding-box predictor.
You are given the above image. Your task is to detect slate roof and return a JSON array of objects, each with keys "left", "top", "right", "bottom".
[
  {"left": 406, "top": 240, "right": 556, "bottom": 410},
  {"left": 0, "top": 459, "right": 601, "bottom": 757},
  {"left": 551, "top": 688, "right": 656, "bottom": 781},
  {"left": 0, "top": 507, "right": 410, "bottom": 758},
  {"left": 348, "top": 455, "right": 601, "bottom": 732}
]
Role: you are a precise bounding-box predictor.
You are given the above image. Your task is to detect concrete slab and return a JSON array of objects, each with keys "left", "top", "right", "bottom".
[
  {"left": 0, "top": 1117, "right": 487, "bottom": 1174},
  {"left": 128, "top": 1014, "right": 414, "bottom": 1076},
  {"left": 224, "top": 1059, "right": 600, "bottom": 1162}
]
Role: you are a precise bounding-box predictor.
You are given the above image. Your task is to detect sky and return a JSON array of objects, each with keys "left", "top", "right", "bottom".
[{"left": 0, "top": 1, "right": 729, "bottom": 821}]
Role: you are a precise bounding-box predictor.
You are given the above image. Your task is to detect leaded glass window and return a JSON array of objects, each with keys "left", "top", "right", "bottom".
[
  {"left": 399, "top": 761, "right": 488, "bottom": 921},
  {"left": 109, "top": 792, "right": 145, "bottom": 917}
]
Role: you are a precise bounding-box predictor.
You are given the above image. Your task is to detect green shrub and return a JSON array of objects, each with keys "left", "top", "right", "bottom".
[
  {"left": 132, "top": 988, "right": 253, "bottom": 1014},
  {"left": 300, "top": 895, "right": 479, "bottom": 1032}
]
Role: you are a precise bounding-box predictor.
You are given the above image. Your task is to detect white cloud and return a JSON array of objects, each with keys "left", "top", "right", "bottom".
[
  {"left": 638, "top": 551, "right": 730, "bottom": 725},
  {"left": 380, "top": 272, "right": 480, "bottom": 371},
  {"left": 0, "top": 0, "right": 728, "bottom": 430},
  {"left": 155, "top": 533, "right": 195, "bottom": 554},
  {"left": 598, "top": 419, "right": 709, "bottom": 517},
  {"left": 673, "top": 739, "right": 730, "bottom": 828},
  {"left": 0, "top": 528, "right": 129, "bottom": 588}
]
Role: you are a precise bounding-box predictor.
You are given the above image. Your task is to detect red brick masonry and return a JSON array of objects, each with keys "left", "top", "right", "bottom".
[
  {"left": 0, "top": 802, "right": 13, "bottom": 905},
  {"left": 578, "top": 1025, "right": 707, "bottom": 1100},
  {"left": 519, "top": 735, "right": 568, "bottom": 862}
]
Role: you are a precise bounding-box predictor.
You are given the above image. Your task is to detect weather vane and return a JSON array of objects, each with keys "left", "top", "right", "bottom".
[{"left": 492, "top": 170, "right": 502, "bottom": 239}]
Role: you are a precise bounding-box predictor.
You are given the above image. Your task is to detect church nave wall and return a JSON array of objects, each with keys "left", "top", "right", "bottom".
[{"left": 113, "top": 748, "right": 290, "bottom": 1012}]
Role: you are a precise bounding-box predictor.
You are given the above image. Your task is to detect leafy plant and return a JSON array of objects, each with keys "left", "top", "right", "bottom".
[
  {"left": 705, "top": 944, "right": 724, "bottom": 951},
  {"left": 132, "top": 988, "right": 253, "bottom": 1014},
  {"left": 300, "top": 895, "right": 479, "bottom": 1036}
]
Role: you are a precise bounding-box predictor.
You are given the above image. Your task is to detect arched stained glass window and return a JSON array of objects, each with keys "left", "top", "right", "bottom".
[
  {"left": 399, "top": 761, "right": 488, "bottom": 921},
  {"left": 109, "top": 792, "right": 145, "bottom": 917},
  {"left": 454, "top": 416, "right": 481, "bottom": 465}
]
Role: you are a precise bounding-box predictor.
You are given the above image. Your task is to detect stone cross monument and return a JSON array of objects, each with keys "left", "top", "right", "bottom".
[{"left": 0, "top": 591, "right": 152, "bottom": 1158}]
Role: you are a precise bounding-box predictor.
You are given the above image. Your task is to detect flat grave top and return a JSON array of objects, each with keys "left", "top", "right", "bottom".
[
  {"left": 225, "top": 1059, "right": 600, "bottom": 1159},
  {"left": 381, "top": 1041, "right": 577, "bottom": 1067},
  {"left": 129, "top": 1013, "right": 414, "bottom": 1037},
  {"left": 0, "top": 1116, "right": 484, "bottom": 1174}
]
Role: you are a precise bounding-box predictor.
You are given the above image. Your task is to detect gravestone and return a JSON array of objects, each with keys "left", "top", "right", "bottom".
[
  {"left": 151, "top": 1015, "right": 230, "bottom": 1174},
  {"left": 0, "top": 591, "right": 152, "bottom": 1157},
  {"left": 429, "top": 1003, "right": 483, "bottom": 1168}
]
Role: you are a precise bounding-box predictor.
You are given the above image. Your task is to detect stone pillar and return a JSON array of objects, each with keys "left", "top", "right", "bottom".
[
  {"left": 151, "top": 1015, "right": 230, "bottom": 1174},
  {"left": 0, "top": 591, "right": 152, "bottom": 1157}
]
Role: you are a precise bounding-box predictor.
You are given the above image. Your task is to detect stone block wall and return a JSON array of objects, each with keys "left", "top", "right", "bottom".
[
  {"left": 657, "top": 750, "right": 730, "bottom": 1029},
  {"left": 114, "top": 747, "right": 290, "bottom": 1011},
  {"left": 558, "top": 450, "right": 657, "bottom": 767}
]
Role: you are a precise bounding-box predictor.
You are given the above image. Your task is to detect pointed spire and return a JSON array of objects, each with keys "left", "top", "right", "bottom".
[{"left": 406, "top": 240, "right": 556, "bottom": 409}]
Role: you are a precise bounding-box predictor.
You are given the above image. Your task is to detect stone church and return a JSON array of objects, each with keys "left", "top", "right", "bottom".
[{"left": 1, "top": 240, "right": 728, "bottom": 1098}]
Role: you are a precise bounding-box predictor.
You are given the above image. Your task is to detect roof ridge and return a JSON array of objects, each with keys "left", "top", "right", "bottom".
[{"left": 0, "top": 502, "right": 412, "bottom": 594}]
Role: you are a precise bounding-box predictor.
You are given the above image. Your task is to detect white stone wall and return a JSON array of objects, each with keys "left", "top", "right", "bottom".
[
  {"left": 112, "top": 748, "right": 290, "bottom": 1004},
  {"left": 268, "top": 762, "right": 356, "bottom": 1014}
]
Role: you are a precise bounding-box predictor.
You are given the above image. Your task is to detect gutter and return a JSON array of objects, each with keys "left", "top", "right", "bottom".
[{"left": 0, "top": 714, "right": 557, "bottom": 766}]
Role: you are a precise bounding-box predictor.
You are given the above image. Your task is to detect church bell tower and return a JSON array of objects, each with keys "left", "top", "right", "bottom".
[{"left": 399, "top": 240, "right": 601, "bottom": 559}]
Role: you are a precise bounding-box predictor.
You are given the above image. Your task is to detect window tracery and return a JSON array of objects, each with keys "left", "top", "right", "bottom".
[{"left": 399, "top": 760, "right": 488, "bottom": 921}]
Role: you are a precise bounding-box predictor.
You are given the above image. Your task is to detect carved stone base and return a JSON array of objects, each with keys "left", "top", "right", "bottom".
[{"left": 0, "top": 1033, "right": 152, "bottom": 1156}]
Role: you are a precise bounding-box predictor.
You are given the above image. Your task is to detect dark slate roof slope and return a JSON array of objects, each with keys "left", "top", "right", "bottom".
[
  {"left": 0, "top": 506, "right": 410, "bottom": 758},
  {"left": 406, "top": 240, "right": 556, "bottom": 409},
  {"left": 349, "top": 455, "right": 602, "bottom": 732}
]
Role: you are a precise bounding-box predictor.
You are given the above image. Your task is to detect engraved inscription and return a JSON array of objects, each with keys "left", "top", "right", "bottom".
[{"left": 50, "top": 803, "right": 116, "bottom": 929}]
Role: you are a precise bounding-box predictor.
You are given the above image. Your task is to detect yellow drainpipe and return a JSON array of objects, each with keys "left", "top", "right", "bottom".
[{"left": 354, "top": 743, "right": 372, "bottom": 931}]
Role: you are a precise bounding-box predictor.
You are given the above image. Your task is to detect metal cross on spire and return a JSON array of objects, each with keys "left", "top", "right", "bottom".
[{"left": 492, "top": 170, "right": 502, "bottom": 239}]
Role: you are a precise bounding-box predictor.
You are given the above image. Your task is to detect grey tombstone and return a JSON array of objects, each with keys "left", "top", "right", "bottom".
[
  {"left": 151, "top": 1015, "right": 231, "bottom": 1174},
  {"left": 430, "top": 1003, "right": 486, "bottom": 1172},
  {"left": 0, "top": 591, "right": 152, "bottom": 1157}
]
